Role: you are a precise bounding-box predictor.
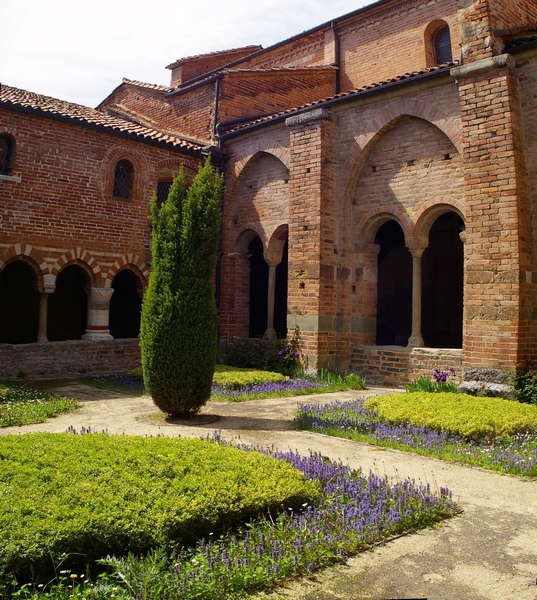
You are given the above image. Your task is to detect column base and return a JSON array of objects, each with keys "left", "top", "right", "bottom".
[
  {"left": 263, "top": 328, "right": 277, "bottom": 341},
  {"left": 82, "top": 331, "right": 114, "bottom": 341},
  {"left": 407, "top": 335, "right": 424, "bottom": 347}
]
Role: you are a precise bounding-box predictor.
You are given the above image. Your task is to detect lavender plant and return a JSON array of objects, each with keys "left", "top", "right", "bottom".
[{"left": 296, "top": 399, "right": 537, "bottom": 477}]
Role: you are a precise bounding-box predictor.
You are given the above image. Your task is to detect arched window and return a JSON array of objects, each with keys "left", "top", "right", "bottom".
[
  {"left": 0, "top": 134, "right": 15, "bottom": 176},
  {"left": 156, "top": 180, "right": 172, "bottom": 207},
  {"left": 433, "top": 25, "right": 452, "bottom": 65},
  {"left": 113, "top": 159, "right": 134, "bottom": 199}
]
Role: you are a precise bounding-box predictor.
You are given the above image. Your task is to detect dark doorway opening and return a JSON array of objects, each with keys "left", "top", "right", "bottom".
[
  {"left": 48, "top": 265, "right": 88, "bottom": 341},
  {"left": 274, "top": 240, "right": 288, "bottom": 338},
  {"left": 422, "top": 212, "right": 464, "bottom": 348},
  {"left": 248, "top": 236, "right": 268, "bottom": 338},
  {"left": 0, "top": 261, "right": 40, "bottom": 344},
  {"left": 375, "top": 220, "right": 412, "bottom": 345},
  {"left": 109, "top": 270, "right": 142, "bottom": 339}
]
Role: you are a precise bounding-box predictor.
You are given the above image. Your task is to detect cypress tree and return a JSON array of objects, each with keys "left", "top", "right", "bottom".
[{"left": 140, "top": 158, "right": 223, "bottom": 416}]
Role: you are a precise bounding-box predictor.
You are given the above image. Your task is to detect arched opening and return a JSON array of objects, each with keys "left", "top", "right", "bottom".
[
  {"left": 375, "top": 220, "right": 412, "bottom": 345},
  {"left": 422, "top": 211, "right": 464, "bottom": 348},
  {"left": 274, "top": 240, "right": 288, "bottom": 338},
  {"left": 109, "top": 270, "right": 142, "bottom": 339},
  {"left": 433, "top": 25, "right": 452, "bottom": 64},
  {"left": 0, "top": 134, "right": 15, "bottom": 176},
  {"left": 48, "top": 265, "right": 88, "bottom": 341},
  {"left": 248, "top": 236, "right": 268, "bottom": 338},
  {"left": 0, "top": 261, "right": 40, "bottom": 343},
  {"left": 156, "top": 180, "right": 172, "bottom": 207},
  {"left": 113, "top": 159, "right": 134, "bottom": 199}
]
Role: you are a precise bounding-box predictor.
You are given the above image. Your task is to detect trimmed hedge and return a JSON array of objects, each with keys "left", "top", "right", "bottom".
[
  {"left": 212, "top": 365, "right": 288, "bottom": 389},
  {"left": 364, "top": 392, "right": 537, "bottom": 441},
  {"left": 0, "top": 434, "right": 319, "bottom": 579}
]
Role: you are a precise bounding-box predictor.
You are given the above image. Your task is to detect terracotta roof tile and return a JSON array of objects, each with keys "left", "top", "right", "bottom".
[
  {"left": 121, "top": 78, "right": 172, "bottom": 92},
  {"left": 0, "top": 84, "right": 203, "bottom": 152},
  {"left": 166, "top": 46, "right": 262, "bottom": 70},
  {"left": 504, "top": 36, "right": 537, "bottom": 51},
  {"left": 218, "top": 62, "right": 458, "bottom": 135}
]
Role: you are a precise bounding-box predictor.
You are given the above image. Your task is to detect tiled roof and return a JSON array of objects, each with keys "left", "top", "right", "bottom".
[
  {"left": 218, "top": 62, "right": 458, "bottom": 135},
  {"left": 166, "top": 46, "right": 262, "bottom": 70},
  {"left": 504, "top": 36, "right": 537, "bottom": 51},
  {"left": 121, "top": 78, "right": 172, "bottom": 92},
  {"left": 0, "top": 84, "right": 204, "bottom": 152}
]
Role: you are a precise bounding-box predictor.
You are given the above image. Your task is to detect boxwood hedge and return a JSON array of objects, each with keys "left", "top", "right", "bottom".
[
  {"left": 365, "top": 392, "right": 537, "bottom": 441},
  {"left": 0, "top": 434, "right": 319, "bottom": 579}
]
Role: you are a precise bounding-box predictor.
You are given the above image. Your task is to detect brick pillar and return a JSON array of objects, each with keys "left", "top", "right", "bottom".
[
  {"left": 285, "top": 108, "right": 346, "bottom": 371},
  {"left": 452, "top": 55, "right": 531, "bottom": 378},
  {"left": 352, "top": 242, "right": 379, "bottom": 345}
]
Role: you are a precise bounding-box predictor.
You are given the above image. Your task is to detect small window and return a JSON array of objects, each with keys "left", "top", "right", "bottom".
[
  {"left": 0, "top": 134, "right": 15, "bottom": 176},
  {"left": 433, "top": 26, "right": 452, "bottom": 65},
  {"left": 113, "top": 159, "right": 134, "bottom": 199},
  {"left": 156, "top": 181, "right": 172, "bottom": 206}
]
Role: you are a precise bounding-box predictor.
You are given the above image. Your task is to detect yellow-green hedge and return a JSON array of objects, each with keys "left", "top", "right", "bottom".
[{"left": 364, "top": 392, "right": 537, "bottom": 440}]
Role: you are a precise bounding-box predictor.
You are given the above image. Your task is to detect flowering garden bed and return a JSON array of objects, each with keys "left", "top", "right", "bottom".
[{"left": 296, "top": 395, "right": 537, "bottom": 478}]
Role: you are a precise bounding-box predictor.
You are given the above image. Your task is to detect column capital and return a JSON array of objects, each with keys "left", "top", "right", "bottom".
[{"left": 406, "top": 237, "right": 428, "bottom": 258}]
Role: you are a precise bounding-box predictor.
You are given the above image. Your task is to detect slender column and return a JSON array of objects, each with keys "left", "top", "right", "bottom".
[
  {"left": 264, "top": 262, "right": 279, "bottom": 340},
  {"left": 37, "top": 289, "right": 53, "bottom": 343},
  {"left": 407, "top": 246, "right": 425, "bottom": 348},
  {"left": 82, "top": 287, "right": 114, "bottom": 341}
]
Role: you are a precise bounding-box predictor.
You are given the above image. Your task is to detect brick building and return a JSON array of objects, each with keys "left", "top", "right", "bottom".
[{"left": 2, "top": 0, "right": 537, "bottom": 386}]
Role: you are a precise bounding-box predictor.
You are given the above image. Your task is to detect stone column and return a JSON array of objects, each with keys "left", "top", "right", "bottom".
[
  {"left": 263, "top": 249, "right": 283, "bottom": 341},
  {"left": 82, "top": 287, "right": 114, "bottom": 341},
  {"left": 407, "top": 242, "right": 426, "bottom": 348},
  {"left": 37, "top": 287, "right": 54, "bottom": 343}
]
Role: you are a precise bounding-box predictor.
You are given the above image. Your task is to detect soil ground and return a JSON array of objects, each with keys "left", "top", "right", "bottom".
[{"left": 1, "top": 381, "right": 537, "bottom": 600}]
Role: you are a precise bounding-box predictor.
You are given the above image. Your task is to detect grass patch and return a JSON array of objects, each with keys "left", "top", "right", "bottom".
[
  {"left": 296, "top": 394, "right": 537, "bottom": 477},
  {"left": 2, "top": 434, "right": 456, "bottom": 599},
  {"left": 0, "top": 383, "right": 78, "bottom": 427},
  {"left": 82, "top": 366, "right": 367, "bottom": 402},
  {"left": 0, "top": 433, "right": 318, "bottom": 583}
]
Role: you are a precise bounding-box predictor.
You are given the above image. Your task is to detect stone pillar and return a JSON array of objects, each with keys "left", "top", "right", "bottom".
[
  {"left": 82, "top": 287, "right": 114, "bottom": 341},
  {"left": 37, "top": 287, "right": 54, "bottom": 343},
  {"left": 407, "top": 244, "right": 426, "bottom": 348},
  {"left": 263, "top": 248, "right": 283, "bottom": 341}
]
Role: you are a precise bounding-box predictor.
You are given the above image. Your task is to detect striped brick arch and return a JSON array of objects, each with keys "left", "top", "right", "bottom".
[
  {"left": 0, "top": 243, "right": 46, "bottom": 290},
  {"left": 105, "top": 255, "right": 149, "bottom": 288},
  {"left": 50, "top": 248, "right": 102, "bottom": 284}
]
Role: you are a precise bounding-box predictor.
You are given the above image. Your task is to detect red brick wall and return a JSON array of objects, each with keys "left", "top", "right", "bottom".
[
  {"left": 218, "top": 70, "right": 336, "bottom": 123},
  {"left": 0, "top": 108, "right": 202, "bottom": 280},
  {"left": 0, "top": 339, "right": 140, "bottom": 379}
]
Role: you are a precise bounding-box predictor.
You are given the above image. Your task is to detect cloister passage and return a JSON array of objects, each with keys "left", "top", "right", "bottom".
[
  {"left": 47, "top": 265, "right": 88, "bottom": 341},
  {"left": 374, "top": 212, "right": 464, "bottom": 348},
  {"left": 375, "top": 220, "right": 412, "bottom": 345},
  {"left": 109, "top": 270, "right": 142, "bottom": 339},
  {"left": 0, "top": 261, "right": 39, "bottom": 344},
  {"left": 422, "top": 211, "right": 464, "bottom": 348},
  {"left": 248, "top": 236, "right": 288, "bottom": 339}
]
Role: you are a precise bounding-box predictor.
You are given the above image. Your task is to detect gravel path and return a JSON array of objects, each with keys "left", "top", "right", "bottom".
[{"left": 2, "top": 381, "right": 537, "bottom": 600}]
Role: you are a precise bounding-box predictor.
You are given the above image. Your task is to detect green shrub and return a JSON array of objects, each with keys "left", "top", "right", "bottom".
[
  {"left": 364, "top": 392, "right": 537, "bottom": 441},
  {"left": 0, "top": 434, "right": 319, "bottom": 581},
  {"left": 140, "top": 159, "right": 223, "bottom": 416},
  {"left": 512, "top": 366, "right": 537, "bottom": 404},
  {"left": 212, "top": 365, "right": 288, "bottom": 389}
]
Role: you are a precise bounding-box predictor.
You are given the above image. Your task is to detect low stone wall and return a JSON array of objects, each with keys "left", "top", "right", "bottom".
[
  {"left": 0, "top": 339, "right": 141, "bottom": 380},
  {"left": 351, "top": 345, "right": 463, "bottom": 386}
]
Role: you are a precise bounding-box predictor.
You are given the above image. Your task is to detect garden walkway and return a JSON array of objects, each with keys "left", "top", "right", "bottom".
[{"left": 2, "top": 381, "right": 537, "bottom": 600}]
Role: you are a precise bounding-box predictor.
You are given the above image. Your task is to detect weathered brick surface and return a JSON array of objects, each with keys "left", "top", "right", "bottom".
[{"left": 0, "top": 339, "right": 140, "bottom": 379}]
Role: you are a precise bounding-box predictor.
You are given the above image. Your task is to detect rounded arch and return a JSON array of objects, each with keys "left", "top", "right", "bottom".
[
  {"left": 47, "top": 263, "right": 92, "bottom": 341},
  {"left": 234, "top": 226, "right": 267, "bottom": 255},
  {"left": 0, "top": 132, "right": 16, "bottom": 176},
  {"left": 358, "top": 211, "right": 414, "bottom": 246},
  {"left": 0, "top": 259, "right": 41, "bottom": 343},
  {"left": 0, "top": 243, "right": 47, "bottom": 289},
  {"left": 424, "top": 20, "right": 453, "bottom": 66},
  {"left": 105, "top": 254, "right": 149, "bottom": 289},
  {"left": 50, "top": 248, "right": 101, "bottom": 286},
  {"left": 266, "top": 224, "right": 289, "bottom": 263},
  {"left": 154, "top": 157, "right": 199, "bottom": 184},
  {"left": 109, "top": 268, "right": 143, "bottom": 339},
  {"left": 415, "top": 203, "right": 466, "bottom": 241},
  {"left": 99, "top": 144, "right": 148, "bottom": 201}
]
